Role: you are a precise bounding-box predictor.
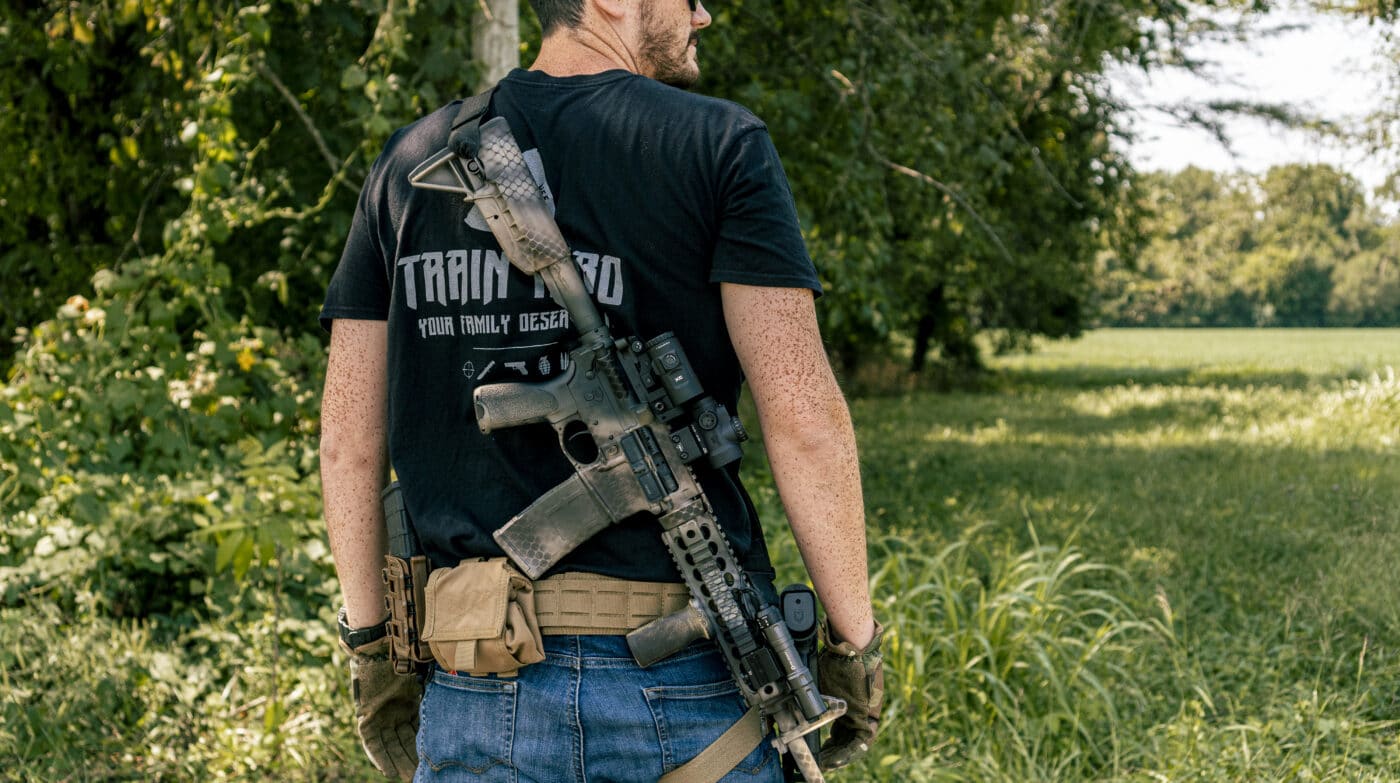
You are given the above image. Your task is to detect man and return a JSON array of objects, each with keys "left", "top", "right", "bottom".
[{"left": 319, "top": 0, "right": 881, "bottom": 780}]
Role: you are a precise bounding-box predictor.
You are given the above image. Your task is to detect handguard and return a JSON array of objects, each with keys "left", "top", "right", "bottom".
[{"left": 408, "top": 113, "right": 843, "bottom": 782}]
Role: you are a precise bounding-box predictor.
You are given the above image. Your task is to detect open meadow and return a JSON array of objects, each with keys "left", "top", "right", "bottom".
[
  {"left": 3, "top": 328, "right": 1398, "bottom": 780},
  {"left": 784, "top": 327, "right": 1400, "bottom": 781}
]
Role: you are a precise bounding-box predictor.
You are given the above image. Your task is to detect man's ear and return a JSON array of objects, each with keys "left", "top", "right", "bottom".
[{"left": 590, "top": 0, "right": 629, "bottom": 24}]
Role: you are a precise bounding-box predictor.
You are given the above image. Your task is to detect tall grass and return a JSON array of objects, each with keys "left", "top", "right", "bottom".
[
  {"left": 0, "top": 581, "right": 367, "bottom": 780},
  {"left": 868, "top": 528, "right": 1164, "bottom": 782}
]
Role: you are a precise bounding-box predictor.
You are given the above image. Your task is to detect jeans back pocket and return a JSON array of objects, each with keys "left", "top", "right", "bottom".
[
  {"left": 643, "top": 680, "right": 776, "bottom": 779},
  {"left": 417, "top": 669, "right": 518, "bottom": 781}
]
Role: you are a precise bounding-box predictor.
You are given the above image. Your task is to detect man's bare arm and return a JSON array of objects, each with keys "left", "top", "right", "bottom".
[
  {"left": 320, "top": 319, "right": 391, "bottom": 628},
  {"left": 721, "top": 283, "right": 875, "bottom": 648}
]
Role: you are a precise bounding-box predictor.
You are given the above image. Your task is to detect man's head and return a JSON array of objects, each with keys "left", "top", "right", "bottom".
[
  {"left": 637, "top": 0, "right": 707, "bottom": 88},
  {"left": 527, "top": 0, "right": 711, "bottom": 89}
]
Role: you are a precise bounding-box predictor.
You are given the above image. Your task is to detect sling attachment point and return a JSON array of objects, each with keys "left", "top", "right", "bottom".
[{"left": 447, "top": 88, "right": 494, "bottom": 159}]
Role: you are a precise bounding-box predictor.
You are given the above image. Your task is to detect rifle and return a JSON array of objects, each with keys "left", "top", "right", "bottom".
[{"left": 408, "top": 111, "right": 843, "bottom": 782}]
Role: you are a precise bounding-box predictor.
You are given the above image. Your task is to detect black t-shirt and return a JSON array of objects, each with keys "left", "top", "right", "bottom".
[{"left": 321, "top": 68, "right": 821, "bottom": 581}]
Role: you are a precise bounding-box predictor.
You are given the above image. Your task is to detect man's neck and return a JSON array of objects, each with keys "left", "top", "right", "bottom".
[{"left": 529, "top": 28, "right": 644, "bottom": 78}]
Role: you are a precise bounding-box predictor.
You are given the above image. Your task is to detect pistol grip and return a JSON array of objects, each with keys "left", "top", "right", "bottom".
[{"left": 474, "top": 382, "right": 562, "bottom": 433}]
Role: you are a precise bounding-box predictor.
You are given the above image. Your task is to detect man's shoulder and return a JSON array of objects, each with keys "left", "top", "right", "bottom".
[
  {"left": 624, "top": 76, "right": 768, "bottom": 137},
  {"left": 499, "top": 69, "right": 768, "bottom": 139},
  {"left": 374, "top": 103, "right": 458, "bottom": 175},
  {"left": 636, "top": 76, "right": 761, "bottom": 116}
]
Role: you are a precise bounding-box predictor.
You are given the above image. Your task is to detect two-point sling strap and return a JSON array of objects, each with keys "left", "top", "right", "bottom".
[{"left": 658, "top": 705, "right": 768, "bottom": 783}]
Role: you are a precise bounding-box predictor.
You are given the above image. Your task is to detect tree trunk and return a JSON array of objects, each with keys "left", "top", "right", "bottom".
[
  {"left": 910, "top": 284, "right": 945, "bottom": 374},
  {"left": 911, "top": 283, "right": 982, "bottom": 372},
  {"left": 472, "top": 0, "right": 519, "bottom": 90}
]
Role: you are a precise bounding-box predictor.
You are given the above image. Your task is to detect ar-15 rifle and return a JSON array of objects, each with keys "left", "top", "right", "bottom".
[{"left": 408, "top": 111, "right": 843, "bottom": 782}]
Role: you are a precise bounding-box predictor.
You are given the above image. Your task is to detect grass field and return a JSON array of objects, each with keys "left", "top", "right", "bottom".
[
  {"left": 4, "top": 328, "right": 1398, "bottom": 780},
  {"left": 992, "top": 328, "right": 1400, "bottom": 388},
  {"left": 776, "top": 327, "right": 1400, "bottom": 781}
]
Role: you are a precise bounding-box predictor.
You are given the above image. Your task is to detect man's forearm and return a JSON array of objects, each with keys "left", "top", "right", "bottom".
[
  {"left": 720, "top": 284, "right": 876, "bottom": 649},
  {"left": 321, "top": 319, "right": 392, "bottom": 629},
  {"left": 323, "top": 454, "right": 390, "bottom": 627},
  {"left": 763, "top": 400, "right": 875, "bottom": 649}
]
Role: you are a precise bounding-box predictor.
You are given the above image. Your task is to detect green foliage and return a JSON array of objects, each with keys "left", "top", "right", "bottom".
[
  {"left": 6, "top": 326, "right": 1400, "bottom": 778},
  {"left": 750, "top": 454, "right": 1167, "bottom": 781},
  {"left": 0, "top": 2, "right": 185, "bottom": 344},
  {"left": 699, "top": 0, "right": 1236, "bottom": 370},
  {"left": 4, "top": 0, "right": 1399, "bottom": 776},
  {"left": 0, "top": 0, "right": 483, "bottom": 614},
  {"left": 0, "top": 255, "right": 325, "bottom": 615},
  {"left": 750, "top": 327, "right": 1400, "bottom": 780},
  {"left": 1, "top": 0, "right": 1266, "bottom": 628},
  {"left": 0, "top": 579, "right": 366, "bottom": 780},
  {"left": 868, "top": 328, "right": 1400, "bottom": 779},
  {"left": 1, "top": 3, "right": 486, "bottom": 775},
  {"left": 0, "top": 1, "right": 480, "bottom": 344},
  {"left": 1097, "top": 165, "right": 1399, "bottom": 327},
  {"left": 1347, "top": 0, "right": 1400, "bottom": 196},
  {"left": 0, "top": 17, "right": 491, "bottom": 778}
]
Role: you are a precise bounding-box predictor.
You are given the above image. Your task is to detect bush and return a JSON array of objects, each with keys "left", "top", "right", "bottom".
[
  {"left": 1, "top": 0, "right": 479, "bottom": 620},
  {"left": 0, "top": 255, "right": 325, "bottom": 616},
  {"left": 0, "top": 584, "right": 364, "bottom": 780}
]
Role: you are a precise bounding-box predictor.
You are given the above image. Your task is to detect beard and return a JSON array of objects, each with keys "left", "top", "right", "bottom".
[{"left": 638, "top": 5, "right": 700, "bottom": 88}]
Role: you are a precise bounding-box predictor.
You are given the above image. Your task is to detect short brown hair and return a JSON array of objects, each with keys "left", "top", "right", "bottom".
[{"left": 528, "top": 0, "right": 585, "bottom": 35}]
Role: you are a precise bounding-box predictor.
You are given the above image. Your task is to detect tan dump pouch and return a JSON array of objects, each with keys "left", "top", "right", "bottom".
[{"left": 421, "top": 557, "right": 545, "bottom": 676}]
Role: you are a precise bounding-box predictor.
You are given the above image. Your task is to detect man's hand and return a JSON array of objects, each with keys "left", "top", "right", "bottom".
[
  {"left": 816, "top": 618, "right": 885, "bottom": 771},
  {"left": 345, "top": 635, "right": 421, "bottom": 781}
]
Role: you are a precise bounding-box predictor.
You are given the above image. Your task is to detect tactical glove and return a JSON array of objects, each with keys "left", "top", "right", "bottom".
[
  {"left": 344, "top": 634, "right": 421, "bottom": 781},
  {"left": 816, "top": 618, "right": 885, "bottom": 771}
]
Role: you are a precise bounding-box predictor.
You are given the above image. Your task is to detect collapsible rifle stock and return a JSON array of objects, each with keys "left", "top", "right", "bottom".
[{"left": 408, "top": 109, "right": 843, "bottom": 782}]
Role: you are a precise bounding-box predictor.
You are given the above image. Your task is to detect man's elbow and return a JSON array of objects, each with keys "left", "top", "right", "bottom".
[
  {"left": 319, "top": 431, "right": 344, "bottom": 473},
  {"left": 769, "top": 425, "right": 848, "bottom": 459},
  {"left": 319, "top": 428, "right": 384, "bottom": 478},
  {"left": 762, "top": 400, "right": 856, "bottom": 457}
]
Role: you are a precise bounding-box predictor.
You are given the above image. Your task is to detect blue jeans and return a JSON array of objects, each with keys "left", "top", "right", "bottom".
[{"left": 413, "top": 635, "right": 782, "bottom": 783}]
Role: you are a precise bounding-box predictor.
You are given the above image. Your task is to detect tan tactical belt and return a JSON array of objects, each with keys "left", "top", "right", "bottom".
[
  {"left": 385, "top": 554, "right": 697, "bottom": 676},
  {"left": 532, "top": 572, "right": 691, "bottom": 635}
]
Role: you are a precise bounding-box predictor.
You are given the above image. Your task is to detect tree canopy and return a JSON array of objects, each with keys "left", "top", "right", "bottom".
[
  {"left": 699, "top": 0, "right": 1187, "bottom": 369},
  {"left": 1097, "top": 164, "right": 1399, "bottom": 327},
  {"left": 3, "top": 0, "right": 1296, "bottom": 371}
]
